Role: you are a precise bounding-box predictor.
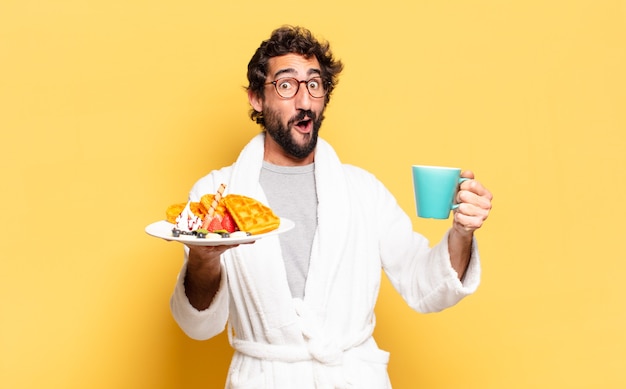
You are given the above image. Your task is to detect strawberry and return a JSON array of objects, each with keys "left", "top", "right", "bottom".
[
  {"left": 207, "top": 216, "right": 223, "bottom": 232},
  {"left": 221, "top": 211, "right": 237, "bottom": 233}
]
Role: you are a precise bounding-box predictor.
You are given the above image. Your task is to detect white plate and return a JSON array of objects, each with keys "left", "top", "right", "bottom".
[{"left": 145, "top": 218, "right": 294, "bottom": 246}]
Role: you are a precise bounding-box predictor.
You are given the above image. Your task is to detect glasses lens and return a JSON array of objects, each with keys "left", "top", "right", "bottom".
[
  {"left": 275, "top": 78, "right": 298, "bottom": 98},
  {"left": 306, "top": 77, "right": 326, "bottom": 98}
]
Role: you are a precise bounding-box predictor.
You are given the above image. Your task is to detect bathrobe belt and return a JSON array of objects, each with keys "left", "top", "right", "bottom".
[
  {"left": 228, "top": 322, "right": 375, "bottom": 366},
  {"left": 227, "top": 299, "right": 380, "bottom": 366}
]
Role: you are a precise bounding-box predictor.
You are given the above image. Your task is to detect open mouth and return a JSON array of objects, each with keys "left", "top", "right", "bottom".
[
  {"left": 289, "top": 110, "right": 315, "bottom": 134},
  {"left": 295, "top": 118, "right": 312, "bottom": 132}
]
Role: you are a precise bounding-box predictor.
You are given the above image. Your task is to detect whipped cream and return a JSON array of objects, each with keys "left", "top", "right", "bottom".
[{"left": 174, "top": 201, "right": 203, "bottom": 231}]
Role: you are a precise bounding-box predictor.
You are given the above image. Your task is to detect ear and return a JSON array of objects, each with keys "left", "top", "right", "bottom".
[{"left": 248, "top": 89, "right": 263, "bottom": 113}]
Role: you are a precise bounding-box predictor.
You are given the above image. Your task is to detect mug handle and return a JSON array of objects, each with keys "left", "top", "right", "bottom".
[{"left": 451, "top": 177, "right": 470, "bottom": 210}]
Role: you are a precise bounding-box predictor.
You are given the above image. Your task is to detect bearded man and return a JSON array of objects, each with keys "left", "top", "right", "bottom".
[{"left": 170, "top": 25, "right": 493, "bottom": 388}]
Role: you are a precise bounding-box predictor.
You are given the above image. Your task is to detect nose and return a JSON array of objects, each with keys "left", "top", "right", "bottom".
[{"left": 293, "top": 83, "right": 312, "bottom": 111}]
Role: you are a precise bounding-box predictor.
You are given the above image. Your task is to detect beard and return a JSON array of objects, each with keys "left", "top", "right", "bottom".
[{"left": 262, "top": 108, "right": 324, "bottom": 159}]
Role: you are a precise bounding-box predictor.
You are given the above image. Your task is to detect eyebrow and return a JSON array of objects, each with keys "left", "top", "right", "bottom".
[{"left": 273, "top": 68, "right": 322, "bottom": 79}]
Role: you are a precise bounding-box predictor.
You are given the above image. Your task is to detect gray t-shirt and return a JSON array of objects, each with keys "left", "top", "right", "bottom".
[{"left": 260, "top": 161, "right": 317, "bottom": 299}]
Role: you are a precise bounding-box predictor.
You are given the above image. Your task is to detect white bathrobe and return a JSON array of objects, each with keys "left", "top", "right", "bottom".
[{"left": 171, "top": 133, "right": 481, "bottom": 388}]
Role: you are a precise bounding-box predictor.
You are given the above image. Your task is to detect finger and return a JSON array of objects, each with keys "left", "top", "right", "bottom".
[
  {"left": 462, "top": 179, "right": 493, "bottom": 201},
  {"left": 457, "top": 189, "right": 493, "bottom": 212},
  {"left": 458, "top": 181, "right": 493, "bottom": 210},
  {"left": 456, "top": 201, "right": 491, "bottom": 221},
  {"left": 454, "top": 207, "right": 487, "bottom": 230},
  {"left": 460, "top": 170, "right": 475, "bottom": 179},
  {"left": 453, "top": 212, "right": 479, "bottom": 232}
]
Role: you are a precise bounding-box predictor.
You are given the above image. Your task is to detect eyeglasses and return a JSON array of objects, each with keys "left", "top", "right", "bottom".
[{"left": 265, "top": 77, "right": 328, "bottom": 99}]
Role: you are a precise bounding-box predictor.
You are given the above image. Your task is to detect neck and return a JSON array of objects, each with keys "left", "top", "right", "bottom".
[{"left": 263, "top": 134, "right": 315, "bottom": 166}]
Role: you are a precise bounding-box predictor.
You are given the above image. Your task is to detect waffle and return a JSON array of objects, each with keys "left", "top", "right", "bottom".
[
  {"left": 199, "top": 194, "right": 226, "bottom": 217},
  {"left": 190, "top": 202, "right": 207, "bottom": 218},
  {"left": 223, "top": 194, "right": 280, "bottom": 235},
  {"left": 166, "top": 203, "right": 187, "bottom": 223}
]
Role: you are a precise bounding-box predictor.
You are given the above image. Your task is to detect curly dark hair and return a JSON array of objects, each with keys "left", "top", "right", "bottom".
[{"left": 247, "top": 26, "right": 344, "bottom": 124}]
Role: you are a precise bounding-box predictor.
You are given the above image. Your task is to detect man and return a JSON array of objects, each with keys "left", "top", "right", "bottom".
[{"left": 171, "top": 25, "right": 493, "bottom": 388}]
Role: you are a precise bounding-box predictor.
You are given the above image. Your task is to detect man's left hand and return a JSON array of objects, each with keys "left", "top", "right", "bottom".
[{"left": 453, "top": 170, "right": 493, "bottom": 235}]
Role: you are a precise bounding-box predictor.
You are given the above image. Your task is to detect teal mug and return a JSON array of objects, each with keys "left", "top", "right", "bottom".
[{"left": 412, "top": 165, "right": 469, "bottom": 219}]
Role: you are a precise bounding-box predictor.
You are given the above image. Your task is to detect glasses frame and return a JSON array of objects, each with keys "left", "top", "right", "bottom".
[{"left": 265, "top": 77, "right": 328, "bottom": 99}]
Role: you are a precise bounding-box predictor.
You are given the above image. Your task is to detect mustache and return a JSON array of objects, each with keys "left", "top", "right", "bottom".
[{"left": 288, "top": 109, "right": 315, "bottom": 125}]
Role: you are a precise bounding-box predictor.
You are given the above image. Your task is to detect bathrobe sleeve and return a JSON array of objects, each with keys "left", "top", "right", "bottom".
[
  {"left": 170, "top": 257, "right": 230, "bottom": 340},
  {"left": 369, "top": 169, "right": 481, "bottom": 313}
]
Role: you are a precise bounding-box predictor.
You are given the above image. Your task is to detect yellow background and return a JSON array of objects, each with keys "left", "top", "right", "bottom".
[{"left": 2, "top": 0, "right": 625, "bottom": 388}]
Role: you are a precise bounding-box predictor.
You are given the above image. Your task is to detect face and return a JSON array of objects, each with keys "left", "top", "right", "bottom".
[{"left": 249, "top": 54, "right": 327, "bottom": 163}]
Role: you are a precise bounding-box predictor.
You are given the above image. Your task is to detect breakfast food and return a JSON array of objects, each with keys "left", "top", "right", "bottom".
[
  {"left": 174, "top": 201, "right": 203, "bottom": 232},
  {"left": 223, "top": 194, "right": 280, "bottom": 235},
  {"left": 201, "top": 183, "right": 227, "bottom": 230},
  {"left": 166, "top": 184, "right": 280, "bottom": 239},
  {"left": 166, "top": 203, "right": 187, "bottom": 224},
  {"left": 199, "top": 194, "right": 226, "bottom": 219},
  {"left": 166, "top": 202, "right": 207, "bottom": 224}
]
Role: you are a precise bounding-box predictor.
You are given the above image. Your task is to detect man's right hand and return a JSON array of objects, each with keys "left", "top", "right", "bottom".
[{"left": 184, "top": 244, "right": 238, "bottom": 310}]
